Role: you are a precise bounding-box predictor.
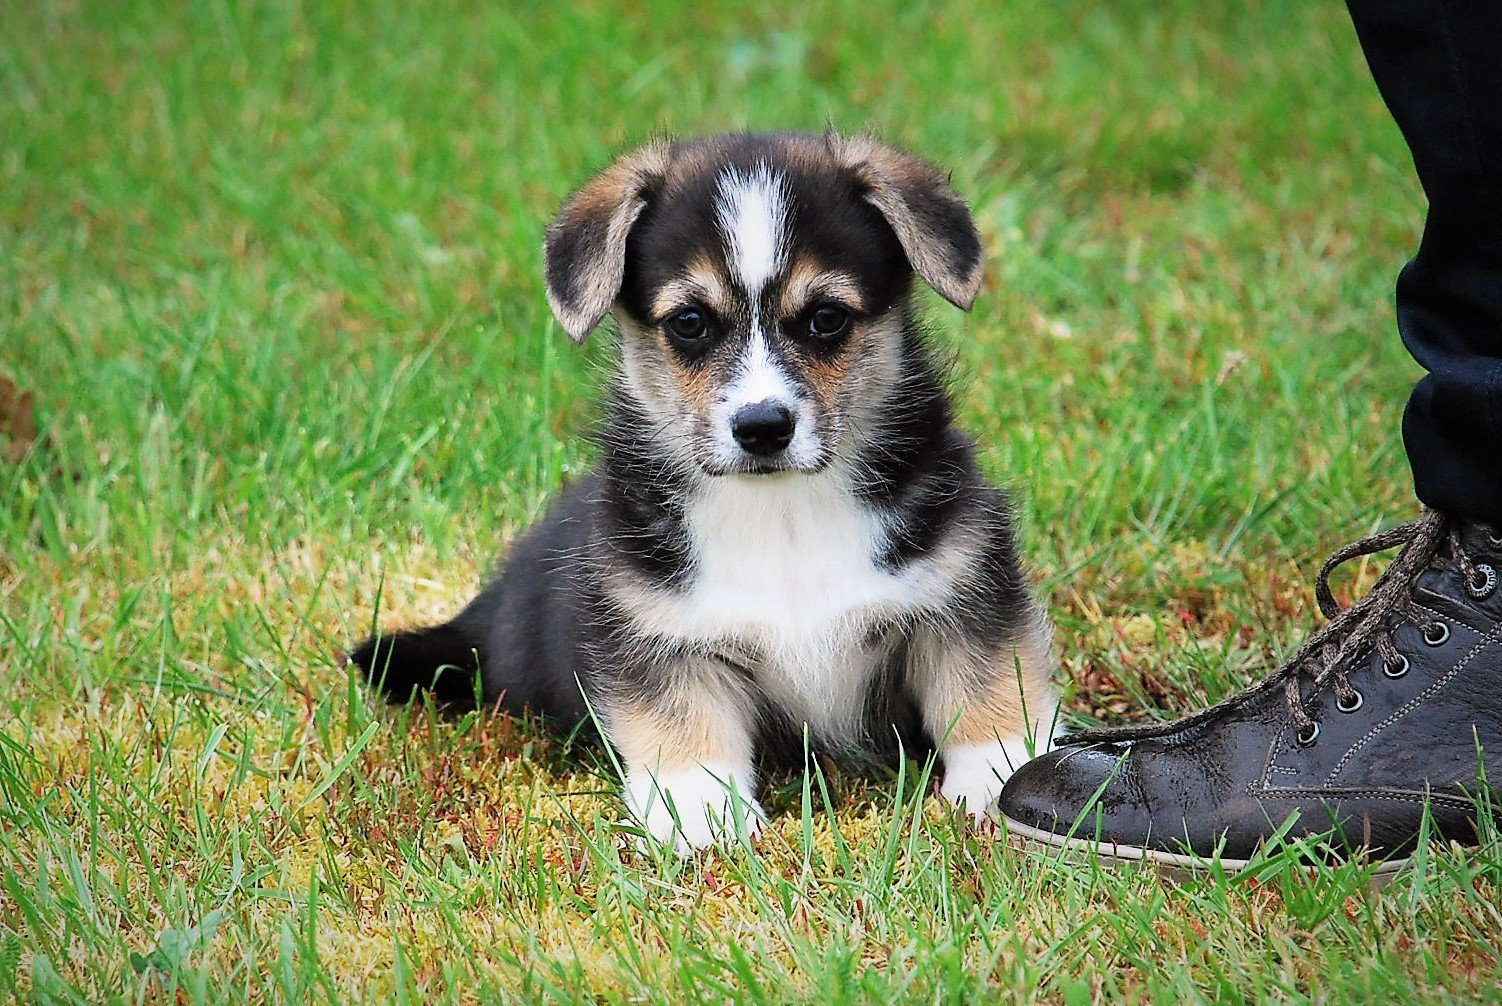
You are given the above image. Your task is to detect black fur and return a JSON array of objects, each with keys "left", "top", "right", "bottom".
[
  {"left": 352, "top": 622, "right": 485, "bottom": 711},
  {"left": 356, "top": 478, "right": 600, "bottom": 722}
]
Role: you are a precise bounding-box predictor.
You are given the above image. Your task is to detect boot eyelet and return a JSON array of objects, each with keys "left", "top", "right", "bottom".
[
  {"left": 1336, "top": 690, "right": 1364, "bottom": 714},
  {"left": 1296, "top": 722, "right": 1320, "bottom": 746},
  {"left": 1466, "top": 564, "right": 1497, "bottom": 600},
  {"left": 1383, "top": 655, "right": 1410, "bottom": 679},
  {"left": 1422, "top": 622, "right": 1450, "bottom": 647},
  {"left": 1487, "top": 529, "right": 1502, "bottom": 548}
]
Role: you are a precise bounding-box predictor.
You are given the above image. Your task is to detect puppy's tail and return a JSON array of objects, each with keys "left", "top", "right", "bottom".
[{"left": 349, "top": 622, "right": 488, "bottom": 712}]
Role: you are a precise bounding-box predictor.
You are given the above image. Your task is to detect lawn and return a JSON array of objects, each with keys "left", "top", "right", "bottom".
[{"left": 4, "top": 0, "right": 1501, "bottom": 1001}]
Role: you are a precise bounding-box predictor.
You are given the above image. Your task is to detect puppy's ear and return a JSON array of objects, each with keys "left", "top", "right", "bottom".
[
  {"left": 543, "top": 140, "right": 671, "bottom": 342},
  {"left": 835, "top": 135, "right": 985, "bottom": 310}
]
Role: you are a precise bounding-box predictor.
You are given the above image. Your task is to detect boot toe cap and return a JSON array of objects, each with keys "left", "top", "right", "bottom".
[
  {"left": 997, "top": 742, "right": 1145, "bottom": 837},
  {"left": 998, "top": 736, "right": 1268, "bottom": 858}
]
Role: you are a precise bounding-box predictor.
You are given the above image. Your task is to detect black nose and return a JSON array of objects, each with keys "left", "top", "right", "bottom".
[{"left": 730, "top": 401, "right": 795, "bottom": 456}]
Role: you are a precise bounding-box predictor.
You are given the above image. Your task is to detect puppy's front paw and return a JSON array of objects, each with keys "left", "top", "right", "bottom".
[
  {"left": 940, "top": 736, "right": 1048, "bottom": 820},
  {"left": 625, "top": 763, "right": 764, "bottom": 854}
]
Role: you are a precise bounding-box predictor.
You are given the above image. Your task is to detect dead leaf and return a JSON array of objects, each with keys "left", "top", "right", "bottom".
[{"left": 0, "top": 371, "right": 38, "bottom": 463}]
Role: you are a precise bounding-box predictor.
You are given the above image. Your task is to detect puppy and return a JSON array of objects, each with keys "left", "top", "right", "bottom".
[{"left": 352, "top": 131, "right": 1058, "bottom": 851}]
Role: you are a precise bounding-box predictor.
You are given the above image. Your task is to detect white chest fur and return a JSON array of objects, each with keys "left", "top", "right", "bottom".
[{"left": 631, "top": 471, "right": 940, "bottom": 741}]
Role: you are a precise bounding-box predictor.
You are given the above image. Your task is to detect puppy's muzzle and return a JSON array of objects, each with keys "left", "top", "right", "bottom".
[{"left": 731, "top": 400, "right": 795, "bottom": 457}]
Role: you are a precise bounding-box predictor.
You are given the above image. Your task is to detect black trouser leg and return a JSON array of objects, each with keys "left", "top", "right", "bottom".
[{"left": 1346, "top": 0, "right": 1502, "bottom": 525}]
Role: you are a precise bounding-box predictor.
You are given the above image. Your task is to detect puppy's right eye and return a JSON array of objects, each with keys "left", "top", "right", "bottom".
[{"left": 666, "top": 309, "right": 709, "bottom": 341}]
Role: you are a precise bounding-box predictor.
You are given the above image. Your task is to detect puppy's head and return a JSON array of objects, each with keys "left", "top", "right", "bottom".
[{"left": 544, "top": 131, "right": 983, "bottom": 476}]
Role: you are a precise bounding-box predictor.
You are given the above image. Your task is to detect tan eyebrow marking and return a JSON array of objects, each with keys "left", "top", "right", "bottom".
[
  {"left": 780, "top": 259, "right": 868, "bottom": 316},
  {"left": 650, "top": 260, "right": 732, "bottom": 320}
]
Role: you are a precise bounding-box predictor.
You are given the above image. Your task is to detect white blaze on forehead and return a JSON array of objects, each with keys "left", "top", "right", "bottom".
[
  {"left": 714, "top": 163, "right": 788, "bottom": 297},
  {"left": 710, "top": 163, "right": 812, "bottom": 463}
]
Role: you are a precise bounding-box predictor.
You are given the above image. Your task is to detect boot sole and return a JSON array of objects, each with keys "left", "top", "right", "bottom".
[{"left": 1002, "top": 815, "right": 1410, "bottom": 888}]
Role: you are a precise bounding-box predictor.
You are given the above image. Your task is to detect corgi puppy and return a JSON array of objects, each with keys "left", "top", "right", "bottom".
[{"left": 352, "top": 131, "right": 1058, "bottom": 851}]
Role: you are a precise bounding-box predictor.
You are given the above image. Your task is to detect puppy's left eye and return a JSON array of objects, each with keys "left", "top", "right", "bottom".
[{"left": 808, "top": 305, "right": 850, "bottom": 340}]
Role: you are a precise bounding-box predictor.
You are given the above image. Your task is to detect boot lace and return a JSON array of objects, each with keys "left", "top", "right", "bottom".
[{"left": 1069, "top": 509, "right": 1498, "bottom": 745}]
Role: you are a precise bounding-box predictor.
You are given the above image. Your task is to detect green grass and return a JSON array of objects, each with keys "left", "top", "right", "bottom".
[{"left": 4, "top": 0, "right": 1501, "bottom": 1001}]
